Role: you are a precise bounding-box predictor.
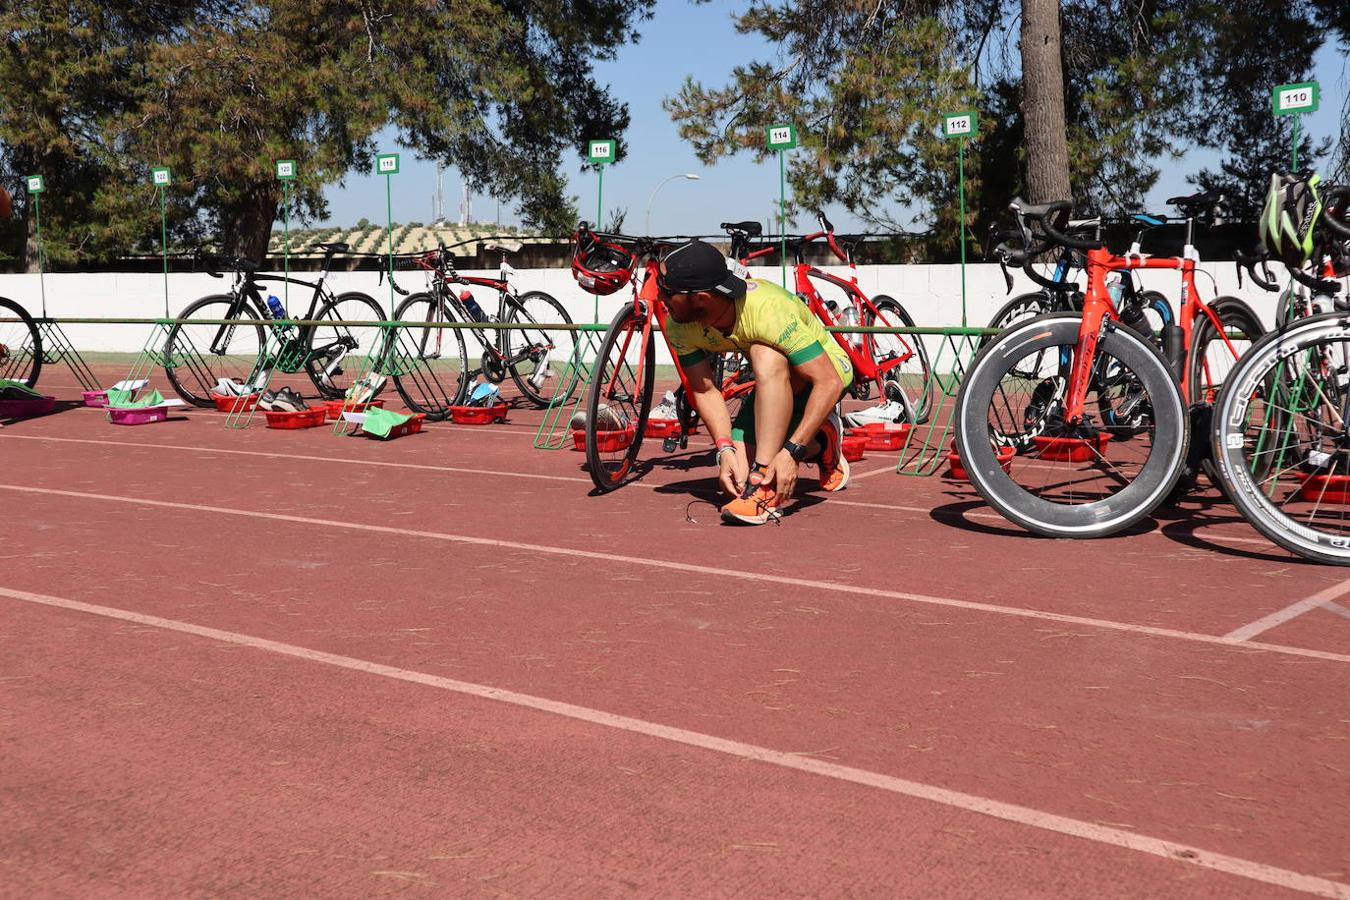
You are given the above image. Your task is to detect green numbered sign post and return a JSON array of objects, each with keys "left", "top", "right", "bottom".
[
  {"left": 587, "top": 139, "right": 616, "bottom": 323},
  {"left": 26, "top": 176, "right": 46, "bottom": 314},
  {"left": 766, "top": 124, "right": 797, "bottom": 287},
  {"left": 941, "top": 111, "right": 979, "bottom": 326},
  {"left": 151, "top": 167, "right": 172, "bottom": 317},
  {"left": 1273, "top": 82, "right": 1319, "bottom": 170},
  {"left": 376, "top": 154, "right": 399, "bottom": 312},
  {"left": 276, "top": 160, "right": 297, "bottom": 305}
]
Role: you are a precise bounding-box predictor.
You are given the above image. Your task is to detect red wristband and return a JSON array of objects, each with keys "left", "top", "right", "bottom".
[{"left": 715, "top": 437, "right": 735, "bottom": 451}]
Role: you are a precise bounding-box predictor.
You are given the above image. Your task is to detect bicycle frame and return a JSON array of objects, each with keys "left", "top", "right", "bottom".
[
  {"left": 735, "top": 228, "right": 921, "bottom": 398},
  {"left": 1063, "top": 239, "right": 1239, "bottom": 421}
]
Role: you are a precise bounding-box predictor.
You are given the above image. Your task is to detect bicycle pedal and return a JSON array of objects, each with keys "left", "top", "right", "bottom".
[{"left": 662, "top": 435, "right": 679, "bottom": 453}]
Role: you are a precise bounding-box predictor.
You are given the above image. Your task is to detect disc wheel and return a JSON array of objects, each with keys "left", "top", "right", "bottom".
[{"left": 585, "top": 304, "right": 655, "bottom": 493}]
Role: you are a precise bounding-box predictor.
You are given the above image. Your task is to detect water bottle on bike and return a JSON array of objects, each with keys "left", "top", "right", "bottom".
[{"left": 459, "top": 290, "right": 489, "bottom": 322}]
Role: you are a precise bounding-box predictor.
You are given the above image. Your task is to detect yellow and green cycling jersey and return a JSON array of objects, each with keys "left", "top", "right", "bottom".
[{"left": 663, "top": 278, "right": 853, "bottom": 386}]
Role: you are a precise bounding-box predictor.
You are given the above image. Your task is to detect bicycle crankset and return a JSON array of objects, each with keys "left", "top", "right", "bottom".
[{"left": 481, "top": 350, "right": 507, "bottom": 383}]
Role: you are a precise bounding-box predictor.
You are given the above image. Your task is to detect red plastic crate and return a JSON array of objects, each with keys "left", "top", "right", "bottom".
[
  {"left": 366, "top": 412, "right": 426, "bottom": 440},
  {"left": 449, "top": 403, "right": 508, "bottom": 425},
  {"left": 946, "top": 445, "right": 1015, "bottom": 481},
  {"left": 571, "top": 425, "right": 636, "bottom": 453},
  {"left": 846, "top": 422, "right": 911, "bottom": 451},
  {"left": 1030, "top": 432, "right": 1112, "bottom": 463},
  {"left": 263, "top": 406, "right": 328, "bottom": 429},
  {"left": 643, "top": 418, "right": 698, "bottom": 439},
  {"left": 211, "top": 392, "right": 258, "bottom": 413},
  {"left": 322, "top": 398, "right": 385, "bottom": 421},
  {"left": 1295, "top": 472, "right": 1350, "bottom": 504},
  {"left": 841, "top": 434, "right": 868, "bottom": 462}
]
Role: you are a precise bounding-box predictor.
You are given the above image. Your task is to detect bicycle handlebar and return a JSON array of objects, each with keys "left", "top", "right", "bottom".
[
  {"left": 1234, "top": 246, "right": 1279, "bottom": 293},
  {"left": 1012, "top": 198, "right": 1104, "bottom": 252},
  {"left": 1289, "top": 264, "right": 1343, "bottom": 295},
  {"left": 1323, "top": 185, "right": 1350, "bottom": 240}
]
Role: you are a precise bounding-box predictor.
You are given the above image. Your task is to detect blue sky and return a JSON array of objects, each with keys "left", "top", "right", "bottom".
[{"left": 314, "top": 0, "right": 1348, "bottom": 236}]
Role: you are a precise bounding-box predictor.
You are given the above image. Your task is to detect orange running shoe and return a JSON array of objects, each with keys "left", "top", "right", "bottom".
[
  {"left": 720, "top": 467, "right": 783, "bottom": 525},
  {"left": 816, "top": 411, "right": 850, "bottom": 492}
]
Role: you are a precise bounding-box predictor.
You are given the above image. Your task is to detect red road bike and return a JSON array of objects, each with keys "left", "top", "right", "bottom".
[
  {"left": 578, "top": 226, "right": 755, "bottom": 492},
  {"left": 724, "top": 213, "right": 933, "bottom": 423},
  {"left": 954, "top": 193, "right": 1264, "bottom": 538}
]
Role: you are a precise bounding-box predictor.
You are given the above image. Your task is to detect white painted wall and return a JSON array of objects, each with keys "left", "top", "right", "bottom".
[{"left": 0, "top": 262, "right": 1299, "bottom": 364}]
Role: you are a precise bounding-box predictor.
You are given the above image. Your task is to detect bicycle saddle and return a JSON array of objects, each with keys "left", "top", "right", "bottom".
[
  {"left": 720, "top": 221, "right": 762, "bottom": 236},
  {"left": 1167, "top": 190, "right": 1223, "bottom": 218},
  {"left": 312, "top": 241, "right": 350, "bottom": 253}
]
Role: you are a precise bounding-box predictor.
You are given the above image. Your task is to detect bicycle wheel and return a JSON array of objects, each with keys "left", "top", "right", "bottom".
[
  {"left": 164, "top": 294, "right": 265, "bottom": 406},
  {"left": 868, "top": 296, "right": 933, "bottom": 424},
  {"left": 585, "top": 304, "right": 655, "bottom": 492},
  {"left": 390, "top": 291, "right": 468, "bottom": 418},
  {"left": 0, "top": 296, "right": 41, "bottom": 388},
  {"left": 955, "top": 313, "right": 1187, "bottom": 538},
  {"left": 307, "top": 291, "right": 387, "bottom": 399},
  {"left": 1211, "top": 313, "right": 1350, "bottom": 564},
  {"left": 502, "top": 290, "right": 578, "bottom": 407},
  {"left": 981, "top": 291, "right": 1056, "bottom": 379}
]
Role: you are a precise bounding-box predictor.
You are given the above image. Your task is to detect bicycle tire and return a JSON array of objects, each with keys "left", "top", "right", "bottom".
[
  {"left": 955, "top": 313, "right": 1188, "bottom": 538},
  {"left": 502, "top": 290, "right": 577, "bottom": 408},
  {"left": 983, "top": 291, "right": 1054, "bottom": 342},
  {"left": 390, "top": 292, "right": 468, "bottom": 418},
  {"left": 307, "top": 291, "right": 387, "bottom": 399},
  {"left": 869, "top": 295, "right": 933, "bottom": 424},
  {"left": 585, "top": 304, "right": 655, "bottom": 493},
  {"left": 163, "top": 293, "right": 265, "bottom": 406},
  {"left": 1211, "top": 312, "right": 1350, "bottom": 564},
  {"left": 0, "top": 296, "right": 41, "bottom": 388}
]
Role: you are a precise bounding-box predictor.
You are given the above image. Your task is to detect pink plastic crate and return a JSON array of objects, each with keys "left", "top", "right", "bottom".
[
  {"left": 0, "top": 395, "right": 56, "bottom": 419},
  {"left": 82, "top": 390, "right": 109, "bottom": 408},
  {"left": 107, "top": 406, "right": 168, "bottom": 426}
]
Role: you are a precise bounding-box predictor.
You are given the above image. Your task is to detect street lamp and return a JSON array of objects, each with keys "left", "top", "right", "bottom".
[{"left": 645, "top": 173, "right": 700, "bottom": 235}]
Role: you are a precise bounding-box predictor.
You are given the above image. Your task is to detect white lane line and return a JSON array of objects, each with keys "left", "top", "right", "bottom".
[
  {"left": 3, "top": 482, "right": 1347, "bottom": 665},
  {"left": 2, "top": 585, "right": 1344, "bottom": 899},
  {"left": 1223, "top": 576, "right": 1350, "bottom": 642},
  {"left": 0, "top": 433, "right": 1287, "bottom": 551}
]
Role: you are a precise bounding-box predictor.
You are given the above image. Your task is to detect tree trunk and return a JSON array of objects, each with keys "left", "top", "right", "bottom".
[
  {"left": 1020, "top": 0, "right": 1072, "bottom": 203},
  {"left": 227, "top": 184, "right": 279, "bottom": 262},
  {"left": 24, "top": 204, "right": 40, "bottom": 275}
]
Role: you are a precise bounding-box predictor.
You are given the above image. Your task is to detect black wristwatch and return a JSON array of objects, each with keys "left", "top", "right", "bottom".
[{"left": 783, "top": 439, "right": 810, "bottom": 462}]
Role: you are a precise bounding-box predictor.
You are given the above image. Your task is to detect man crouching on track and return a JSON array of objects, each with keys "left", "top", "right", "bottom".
[{"left": 659, "top": 239, "right": 853, "bottom": 525}]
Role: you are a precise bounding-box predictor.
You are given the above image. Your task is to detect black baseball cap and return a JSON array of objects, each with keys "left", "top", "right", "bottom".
[{"left": 659, "top": 239, "right": 747, "bottom": 299}]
